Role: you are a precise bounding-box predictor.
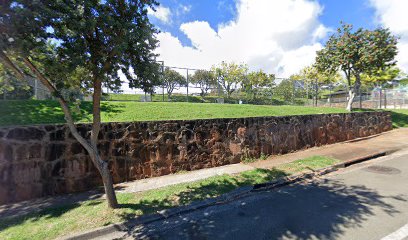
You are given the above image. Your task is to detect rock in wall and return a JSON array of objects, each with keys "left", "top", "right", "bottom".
[{"left": 0, "top": 111, "right": 392, "bottom": 204}]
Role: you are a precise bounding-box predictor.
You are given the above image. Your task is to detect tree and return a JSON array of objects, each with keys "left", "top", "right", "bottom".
[
  {"left": 212, "top": 61, "right": 248, "bottom": 98},
  {"left": 190, "top": 70, "right": 216, "bottom": 100},
  {"left": 292, "top": 64, "right": 342, "bottom": 106},
  {"left": 315, "top": 23, "right": 398, "bottom": 111},
  {"left": 361, "top": 66, "right": 402, "bottom": 87},
  {"left": 274, "top": 79, "right": 295, "bottom": 102},
  {"left": 243, "top": 70, "right": 275, "bottom": 100},
  {"left": 0, "top": 60, "right": 31, "bottom": 98},
  {"left": 161, "top": 67, "right": 186, "bottom": 100},
  {"left": 1, "top": 0, "right": 159, "bottom": 208}
]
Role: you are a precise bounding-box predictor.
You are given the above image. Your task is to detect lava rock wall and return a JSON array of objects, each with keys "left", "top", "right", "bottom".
[{"left": 0, "top": 112, "right": 392, "bottom": 204}]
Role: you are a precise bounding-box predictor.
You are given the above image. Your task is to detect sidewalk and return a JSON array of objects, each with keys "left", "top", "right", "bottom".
[
  {"left": 1, "top": 128, "right": 407, "bottom": 219},
  {"left": 250, "top": 127, "right": 408, "bottom": 169}
]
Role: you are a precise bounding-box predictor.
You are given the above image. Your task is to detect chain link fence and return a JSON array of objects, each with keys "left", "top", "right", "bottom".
[
  {"left": 1, "top": 77, "right": 51, "bottom": 100},
  {"left": 2, "top": 65, "right": 407, "bottom": 109}
]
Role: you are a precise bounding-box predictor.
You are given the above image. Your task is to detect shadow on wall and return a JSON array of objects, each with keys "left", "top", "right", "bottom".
[
  {"left": 0, "top": 100, "right": 125, "bottom": 125},
  {"left": 131, "top": 179, "right": 405, "bottom": 240}
]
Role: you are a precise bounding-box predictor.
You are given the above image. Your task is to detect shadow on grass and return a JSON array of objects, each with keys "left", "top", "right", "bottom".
[
  {"left": 0, "top": 100, "right": 124, "bottom": 126},
  {"left": 3, "top": 166, "right": 404, "bottom": 240},
  {"left": 351, "top": 108, "right": 408, "bottom": 128},
  {"left": 0, "top": 168, "right": 287, "bottom": 236},
  {"left": 117, "top": 168, "right": 288, "bottom": 220},
  {"left": 390, "top": 111, "right": 408, "bottom": 128},
  {"left": 131, "top": 179, "right": 406, "bottom": 240}
]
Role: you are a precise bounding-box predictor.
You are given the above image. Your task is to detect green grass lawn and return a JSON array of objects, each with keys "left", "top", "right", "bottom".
[
  {"left": 0, "top": 155, "right": 339, "bottom": 240},
  {"left": 1, "top": 100, "right": 406, "bottom": 127},
  {"left": 105, "top": 93, "right": 292, "bottom": 105},
  {"left": 0, "top": 100, "right": 350, "bottom": 126},
  {"left": 389, "top": 109, "right": 408, "bottom": 128}
]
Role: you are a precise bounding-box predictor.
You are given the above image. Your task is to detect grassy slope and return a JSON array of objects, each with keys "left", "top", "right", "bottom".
[
  {"left": 0, "top": 156, "right": 339, "bottom": 240},
  {"left": 389, "top": 109, "right": 408, "bottom": 128},
  {"left": 0, "top": 100, "right": 349, "bottom": 126},
  {"left": 105, "top": 93, "right": 290, "bottom": 105}
]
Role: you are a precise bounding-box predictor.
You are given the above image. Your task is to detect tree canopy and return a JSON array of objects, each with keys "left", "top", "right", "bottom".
[
  {"left": 212, "top": 61, "right": 248, "bottom": 98},
  {"left": 315, "top": 23, "right": 398, "bottom": 111},
  {"left": 161, "top": 67, "right": 186, "bottom": 99},
  {"left": 242, "top": 70, "right": 275, "bottom": 100},
  {"left": 360, "top": 66, "right": 402, "bottom": 87},
  {"left": 190, "top": 70, "right": 216, "bottom": 100},
  {"left": 1, "top": 0, "right": 159, "bottom": 208}
]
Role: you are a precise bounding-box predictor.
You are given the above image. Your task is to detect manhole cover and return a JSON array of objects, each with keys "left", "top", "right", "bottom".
[{"left": 363, "top": 165, "right": 401, "bottom": 175}]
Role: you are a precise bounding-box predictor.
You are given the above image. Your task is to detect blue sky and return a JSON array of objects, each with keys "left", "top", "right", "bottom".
[
  {"left": 152, "top": 0, "right": 377, "bottom": 47},
  {"left": 147, "top": 0, "right": 408, "bottom": 77}
]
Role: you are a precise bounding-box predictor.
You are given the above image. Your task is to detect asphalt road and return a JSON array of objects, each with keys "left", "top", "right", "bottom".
[{"left": 125, "top": 149, "right": 408, "bottom": 240}]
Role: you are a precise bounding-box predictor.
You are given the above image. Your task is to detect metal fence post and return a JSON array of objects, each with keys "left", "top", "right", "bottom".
[
  {"left": 384, "top": 89, "right": 387, "bottom": 109},
  {"left": 34, "top": 78, "right": 38, "bottom": 99},
  {"left": 161, "top": 62, "right": 165, "bottom": 102},
  {"left": 359, "top": 86, "right": 362, "bottom": 109},
  {"left": 329, "top": 85, "right": 332, "bottom": 107},
  {"left": 186, "top": 69, "right": 189, "bottom": 103}
]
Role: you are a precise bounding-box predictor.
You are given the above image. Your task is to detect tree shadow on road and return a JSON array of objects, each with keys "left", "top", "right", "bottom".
[
  {"left": 0, "top": 168, "right": 287, "bottom": 238},
  {"left": 130, "top": 178, "right": 406, "bottom": 240},
  {"left": 1, "top": 168, "right": 405, "bottom": 240}
]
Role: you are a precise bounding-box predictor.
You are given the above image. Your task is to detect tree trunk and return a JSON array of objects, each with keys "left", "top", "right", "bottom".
[
  {"left": 90, "top": 75, "right": 118, "bottom": 208},
  {"left": 94, "top": 153, "right": 117, "bottom": 208},
  {"left": 21, "top": 57, "right": 118, "bottom": 208},
  {"left": 346, "top": 89, "right": 355, "bottom": 111},
  {"left": 200, "top": 91, "right": 205, "bottom": 102}
]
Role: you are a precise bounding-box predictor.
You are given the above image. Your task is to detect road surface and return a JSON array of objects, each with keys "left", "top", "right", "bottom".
[{"left": 124, "top": 149, "right": 408, "bottom": 240}]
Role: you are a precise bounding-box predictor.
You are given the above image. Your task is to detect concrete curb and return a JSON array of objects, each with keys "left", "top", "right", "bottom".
[{"left": 60, "top": 151, "right": 389, "bottom": 240}]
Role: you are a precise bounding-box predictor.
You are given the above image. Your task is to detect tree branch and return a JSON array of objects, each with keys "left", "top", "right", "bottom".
[
  {"left": 0, "top": 51, "right": 25, "bottom": 80},
  {"left": 22, "top": 57, "right": 105, "bottom": 168}
]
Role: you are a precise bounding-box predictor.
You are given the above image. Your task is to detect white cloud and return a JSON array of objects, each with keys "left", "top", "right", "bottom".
[
  {"left": 176, "top": 4, "right": 192, "bottom": 16},
  {"left": 370, "top": 0, "right": 408, "bottom": 73},
  {"left": 148, "top": 6, "right": 172, "bottom": 24},
  {"left": 155, "top": 0, "right": 330, "bottom": 77}
]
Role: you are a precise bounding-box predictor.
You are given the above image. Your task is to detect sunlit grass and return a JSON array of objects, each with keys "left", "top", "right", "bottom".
[
  {"left": 0, "top": 155, "right": 339, "bottom": 240},
  {"left": 0, "top": 100, "right": 348, "bottom": 126}
]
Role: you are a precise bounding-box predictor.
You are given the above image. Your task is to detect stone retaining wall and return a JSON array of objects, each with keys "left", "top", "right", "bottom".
[{"left": 0, "top": 112, "right": 392, "bottom": 204}]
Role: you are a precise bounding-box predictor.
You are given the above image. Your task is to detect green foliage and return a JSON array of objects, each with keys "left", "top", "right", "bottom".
[
  {"left": 1, "top": 0, "right": 159, "bottom": 99},
  {"left": 242, "top": 70, "right": 275, "bottom": 100},
  {"left": 399, "top": 78, "right": 408, "bottom": 85},
  {"left": 292, "top": 64, "right": 342, "bottom": 84},
  {"left": 0, "top": 64, "right": 29, "bottom": 95},
  {"left": 315, "top": 23, "right": 398, "bottom": 110},
  {"left": 2, "top": 0, "right": 163, "bottom": 208},
  {"left": 316, "top": 23, "right": 398, "bottom": 84},
  {"left": 190, "top": 70, "right": 216, "bottom": 99},
  {"left": 274, "top": 79, "right": 296, "bottom": 102},
  {"left": 360, "top": 66, "right": 402, "bottom": 86},
  {"left": 242, "top": 152, "right": 269, "bottom": 163},
  {"left": 212, "top": 62, "right": 248, "bottom": 98},
  {"left": 161, "top": 67, "right": 186, "bottom": 98}
]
